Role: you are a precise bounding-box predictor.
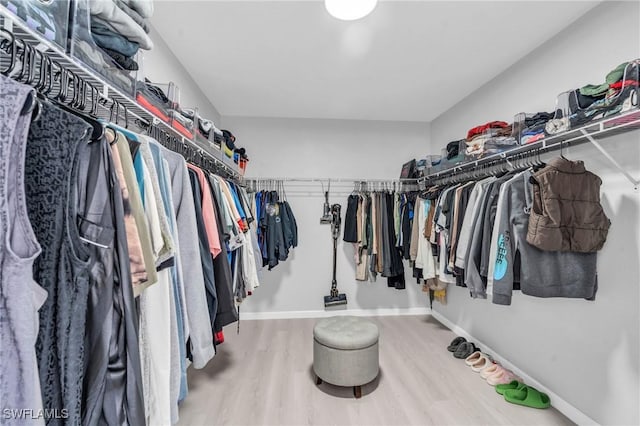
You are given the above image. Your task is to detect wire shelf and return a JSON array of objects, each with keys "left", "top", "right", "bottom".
[{"left": 0, "top": 6, "right": 241, "bottom": 180}]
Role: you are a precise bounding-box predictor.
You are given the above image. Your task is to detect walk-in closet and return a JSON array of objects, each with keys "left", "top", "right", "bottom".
[{"left": 1, "top": 1, "right": 638, "bottom": 425}]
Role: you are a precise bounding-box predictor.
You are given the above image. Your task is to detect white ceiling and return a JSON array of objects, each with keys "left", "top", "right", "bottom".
[{"left": 152, "top": 1, "right": 599, "bottom": 122}]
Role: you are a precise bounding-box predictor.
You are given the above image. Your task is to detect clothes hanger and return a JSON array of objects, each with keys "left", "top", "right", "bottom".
[
  {"left": 0, "top": 28, "right": 18, "bottom": 76},
  {"left": 14, "top": 40, "right": 30, "bottom": 82},
  {"left": 559, "top": 139, "right": 568, "bottom": 159},
  {"left": 50, "top": 69, "right": 105, "bottom": 140}
]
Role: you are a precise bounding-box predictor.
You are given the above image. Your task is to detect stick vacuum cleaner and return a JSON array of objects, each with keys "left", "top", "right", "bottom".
[{"left": 323, "top": 203, "right": 347, "bottom": 308}]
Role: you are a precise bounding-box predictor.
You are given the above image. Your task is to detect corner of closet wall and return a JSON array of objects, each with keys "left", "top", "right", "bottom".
[
  {"left": 428, "top": 2, "right": 640, "bottom": 425},
  {"left": 143, "top": 25, "right": 222, "bottom": 124},
  {"left": 222, "top": 116, "right": 431, "bottom": 318}
]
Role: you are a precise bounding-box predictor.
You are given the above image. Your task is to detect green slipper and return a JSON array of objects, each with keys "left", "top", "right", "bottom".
[
  {"left": 504, "top": 385, "right": 551, "bottom": 409},
  {"left": 495, "top": 380, "right": 523, "bottom": 395}
]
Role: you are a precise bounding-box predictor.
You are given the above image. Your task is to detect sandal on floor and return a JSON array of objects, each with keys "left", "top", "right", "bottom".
[
  {"left": 487, "top": 369, "right": 521, "bottom": 386},
  {"left": 471, "top": 355, "right": 493, "bottom": 373},
  {"left": 454, "top": 342, "right": 478, "bottom": 359},
  {"left": 504, "top": 385, "right": 551, "bottom": 409},
  {"left": 495, "top": 380, "right": 523, "bottom": 395},
  {"left": 480, "top": 363, "right": 501, "bottom": 379},
  {"left": 447, "top": 336, "right": 467, "bottom": 352},
  {"left": 464, "top": 351, "right": 483, "bottom": 366}
]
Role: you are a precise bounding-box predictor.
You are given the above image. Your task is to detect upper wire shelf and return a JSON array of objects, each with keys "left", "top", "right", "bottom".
[
  {"left": 0, "top": 5, "right": 241, "bottom": 180},
  {"left": 420, "top": 108, "right": 640, "bottom": 187}
]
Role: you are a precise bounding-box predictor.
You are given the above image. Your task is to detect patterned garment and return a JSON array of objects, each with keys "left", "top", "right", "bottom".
[
  {"left": 25, "top": 102, "right": 91, "bottom": 426},
  {"left": 0, "top": 75, "right": 48, "bottom": 425}
]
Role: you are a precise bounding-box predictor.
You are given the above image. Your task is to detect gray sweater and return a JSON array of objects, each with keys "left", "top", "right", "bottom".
[
  {"left": 491, "top": 170, "right": 598, "bottom": 305},
  {"left": 162, "top": 148, "right": 215, "bottom": 368}
]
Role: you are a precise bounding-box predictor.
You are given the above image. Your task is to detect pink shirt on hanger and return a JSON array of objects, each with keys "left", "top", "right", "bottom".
[{"left": 187, "top": 164, "right": 222, "bottom": 258}]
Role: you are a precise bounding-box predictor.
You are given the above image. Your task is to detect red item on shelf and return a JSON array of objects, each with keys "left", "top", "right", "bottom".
[
  {"left": 136, "top": 93, "right": 170, "bottom": 123},
  {"left": 466, "top": 120, "right": 509, "bottom": 141},
  {"left": 609, "top": 79, "right": 639, "bottom": 90},
  {"left": 171, "top": 120, "right": 194, "bottom": 139}
]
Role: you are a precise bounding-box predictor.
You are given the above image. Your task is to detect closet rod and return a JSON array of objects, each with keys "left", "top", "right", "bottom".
[
  {"left": 420, "top": 108, "right": 640, "bottom": 187},
  {"left": 243, "top": 177, "right": 419, "bottom": 183},
  {"left": 0, "top": 8, "right": 241, "bottom": 180}
]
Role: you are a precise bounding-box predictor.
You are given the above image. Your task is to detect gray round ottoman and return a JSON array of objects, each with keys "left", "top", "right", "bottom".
[{"left": 313, "top": 316, "right": 379, "bottom": 398}]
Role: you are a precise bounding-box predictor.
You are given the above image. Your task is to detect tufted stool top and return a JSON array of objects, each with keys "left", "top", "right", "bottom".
[{"left": 313, "top": 316, "right": 379, "bottom": 350}]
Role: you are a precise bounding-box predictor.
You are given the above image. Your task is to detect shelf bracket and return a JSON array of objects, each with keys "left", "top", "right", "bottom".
[{"left": 580, "top": 129, "right": 640, "bottom": 190}]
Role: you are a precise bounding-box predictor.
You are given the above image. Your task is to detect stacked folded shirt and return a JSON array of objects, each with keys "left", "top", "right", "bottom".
[
  {"left": 88, "top": 0, "right": 154, "bottom": 71},
  {"left": 517, "top": 112, "right": 553, "bottom": 144},
  {"left": 136, "top": 79, "right": 172, "bottom": 121},
  {"left": 481, "top": 136, "right": 518, "bottom": 156},
  {"left": 465, "top": 121, "right": 512, "bottom": 157}
]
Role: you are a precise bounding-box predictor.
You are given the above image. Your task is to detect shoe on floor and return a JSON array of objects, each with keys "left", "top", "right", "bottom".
[
  {"left": 487, "top": 369, "right": 521, "bottom": 386},
  {"left": 453, "top": 342, "right": 478, "bottom": 359},
  {"left": 495, "top": 380, "right": 523, "bottom": 395},
  {"left": 464, "top": 351, "right": 483, "bottom": 366},
  {"left": 504, "top": 385, "right": 551, "bottom": 409},
  {"left": 470, "top": 355, "right": 493, "bottom": 373},
  {"left": 480, "top": 363, "right": 501, "bottom": 379},
  {"left": 447, "top": 336, "right": 466, "bottom": 352}
]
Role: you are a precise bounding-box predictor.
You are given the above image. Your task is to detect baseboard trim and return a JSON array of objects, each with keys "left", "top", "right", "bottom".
[
  {"left": 240, "top": 307, "right": 431, "bottom": 320},
  {"left": 430, "top": 310, "right": 599, "bottom": 426}
]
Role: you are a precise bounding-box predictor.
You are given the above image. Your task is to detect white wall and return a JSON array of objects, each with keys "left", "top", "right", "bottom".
[
  {"left": 144, "top": 27, "right": 222, "bottom": 124},
  {"left": 223, "top": 116, "right": 432, "bottom": 315},
  {"left": 429, "top": 2, "right": 640, "bottom": 425}
]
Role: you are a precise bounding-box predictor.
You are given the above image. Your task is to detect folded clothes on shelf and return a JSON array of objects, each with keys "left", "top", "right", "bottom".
[
  {"left": 570, "top": 84, "right": 638, "bottom": 128},
  {"left": 445, "top": 139, "right": 465, "bottom": 160},
  {"left": 88, "top": 1, "right": 153, "bottom": 50},
  {"left": 113, "top": 0, "right": 151, "bottom": 33},
  {"left": 3, "top": 0, "right": 64, "bottom": 45},
  {"left": 467, "top": 136, "right": 518, "bottom": 157},
  {"left": 579, "top": 62, "right": 630, "bottom": 97},
  {"left": 466, "top": 121, "right": 509, "bottom": 141},
  {"left": 136, "top": 80, "right": 172, "bottom": 121},
  {"left": 74, "top": 38, "right": 135, "bottom": 93},
  {"left": 169, "top": 110, "right": 194, "bottom": 139},
  {"left": 522, "top": 133, "right": 545, "bottom": 145},
  {"left": 91, "top": 19, "right": 140, "bottom": 57},
  {"left": 170, "top": 109, "right": 194, "bottom": 130},
  {"left": 102, "top": 47, "right": 139, "bottom": 70}
]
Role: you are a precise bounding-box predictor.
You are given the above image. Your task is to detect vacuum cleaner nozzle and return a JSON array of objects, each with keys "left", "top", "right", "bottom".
[{"left": 324, "top": 293, "right": 347, "bottom": 307}]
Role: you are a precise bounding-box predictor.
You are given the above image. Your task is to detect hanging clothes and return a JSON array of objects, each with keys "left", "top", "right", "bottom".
[
  {"left": 0, "top": 76, "right": 48, "bottom": 425},
  {"left": 0, "top": 74, "right": 277, "bottom": 425},
  {"left": 26, "top": 101, "right": 94, "bottom": 426},
  {"left": 251, "top": 189, "right": 298, "bottom": 271}
]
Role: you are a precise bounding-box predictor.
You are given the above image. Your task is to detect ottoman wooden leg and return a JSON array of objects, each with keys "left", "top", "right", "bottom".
[
  {"left": 353, "top": 385, "right": 362, "bottom": 399},
  {"left": 316, "top": 376, "right": 323, "bottom": 385}
]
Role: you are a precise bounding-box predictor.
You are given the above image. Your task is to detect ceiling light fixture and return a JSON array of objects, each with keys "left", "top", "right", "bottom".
[{"left": 325, "top": 0, "right": 378, "bottom": 21}]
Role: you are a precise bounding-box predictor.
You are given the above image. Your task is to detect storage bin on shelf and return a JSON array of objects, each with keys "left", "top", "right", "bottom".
[
  {"left": 70, "top": 0, "right": 139, "bottom": 96},
  {"left": 439, "top": 139, "right": 466, "bottom": 168},
  {"left": 135, "top": 78, "right": 176, "bottom": 124},
  {"left": 164, "top": 85, "right": 195, "bottom": 139},
  {"left": 191, "top": 108, "right": 225, "bottom": 154},
  {"left": 546, "top": 59, "right": 640, "bottom": 136},
  {"left": 512, "top": 111, "right": 554, "bottom": 145},
  {"left": 464, "top": 121, "right": 517, "bottom": 160},
  {"left": 416, "top": 155, "right": 441, "bottom": 177},
  {"left": 1, "top": 0, "right": 70, "bottom": 52}
]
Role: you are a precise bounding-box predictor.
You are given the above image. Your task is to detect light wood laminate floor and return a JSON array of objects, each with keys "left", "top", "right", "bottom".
[{"left": 178, "top": 315, "right": 573, "bottom": 426}]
